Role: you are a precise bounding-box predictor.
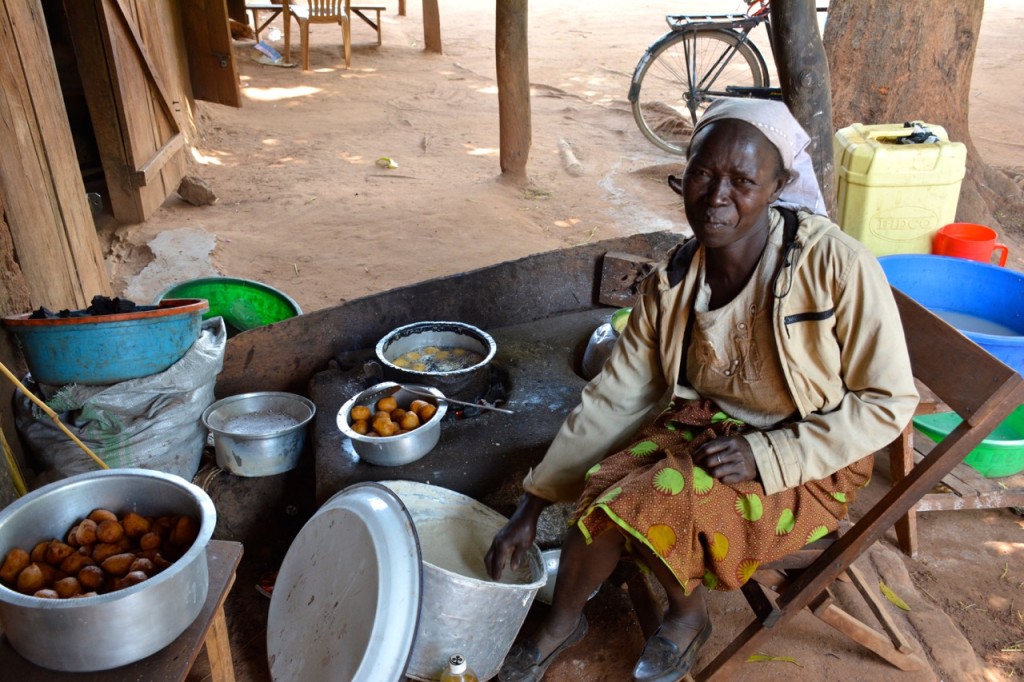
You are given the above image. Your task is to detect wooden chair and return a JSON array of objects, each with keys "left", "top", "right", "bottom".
[{"left": 625, "top": 287, "right": 1024, "bottom": 679}]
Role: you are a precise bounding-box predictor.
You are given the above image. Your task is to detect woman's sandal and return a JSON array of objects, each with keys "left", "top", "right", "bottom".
[
  {"left": 632, "top": 619, "right": 712, "bottom": 682},
  {"left": 498, "top": 615, "right": 589, "bottom": 682}
]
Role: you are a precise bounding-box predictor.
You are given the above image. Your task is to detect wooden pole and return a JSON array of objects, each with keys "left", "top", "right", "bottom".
[
  {"left": 496, "top": 0, "right": 530, "bottom": 180},
  {"left": 422, "top": 0, "right": 441, "bottom": 53},
  {"left": 770, "top": 0, "right": 835, "bottom": 214}
]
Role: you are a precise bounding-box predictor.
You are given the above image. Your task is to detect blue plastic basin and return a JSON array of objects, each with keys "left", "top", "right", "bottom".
[
  {"left": 2, "top": 299, "right": 208, "bottom": 386},
  {"left": 879, "top": 254, "right": 1024, "bottom": 375}
]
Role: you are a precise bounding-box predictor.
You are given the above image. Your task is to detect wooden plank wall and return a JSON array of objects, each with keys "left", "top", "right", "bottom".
[{"left": 0, "top": 0, "right": 111, "bottom": 310}]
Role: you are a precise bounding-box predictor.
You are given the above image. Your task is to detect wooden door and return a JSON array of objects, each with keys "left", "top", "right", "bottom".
[
  {"left": 64, "top": 0, "right": 233, "bottom": 223},
  {"left": 182, "top": 0, "right": 241, "bottom": 108},
  {"left": 0, "top": 0, "right": 111, "bottom": 309}
]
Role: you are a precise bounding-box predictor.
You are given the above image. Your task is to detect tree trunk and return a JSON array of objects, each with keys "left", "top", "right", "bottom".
[
  {"left": 824, "top": 0, "right": 1023, "bottom": 234},
  {"left": 770, "top": 0, "right": 834, "bottom": 213},
  {"left": 496, "top": 0, "right": 530, "bottom": 181}
]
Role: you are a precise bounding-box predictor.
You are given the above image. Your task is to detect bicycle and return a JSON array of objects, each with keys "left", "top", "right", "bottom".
[{"left": 628, "top": 0, "right": 787, "bottom": 155}]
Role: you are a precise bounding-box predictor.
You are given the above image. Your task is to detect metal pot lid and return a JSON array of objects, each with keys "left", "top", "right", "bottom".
[{"left": 267, "top": 482, "right": 422, "bottom": 681}]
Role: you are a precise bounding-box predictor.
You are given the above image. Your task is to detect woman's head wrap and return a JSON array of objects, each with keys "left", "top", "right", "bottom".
[{"left": 689, "top": 98, "right": 828, "bottom": 216}]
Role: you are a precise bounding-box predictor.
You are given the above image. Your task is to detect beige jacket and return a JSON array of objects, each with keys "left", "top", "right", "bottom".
[{"left": 524, "top": 210, "right": 919, "bottom": 501}]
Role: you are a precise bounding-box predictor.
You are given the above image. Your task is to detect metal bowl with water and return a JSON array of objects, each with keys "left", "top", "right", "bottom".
[
  {"left": 0, "top": 469, "right": 216, "bottom": 672},
  {"left": 202, "top": 392, "right": 316, "bottom": 477}
]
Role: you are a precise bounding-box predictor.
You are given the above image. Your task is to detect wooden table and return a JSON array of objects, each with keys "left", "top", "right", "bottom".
[{"left": 0, "top": 540, "right": 243, "bottom": 681}]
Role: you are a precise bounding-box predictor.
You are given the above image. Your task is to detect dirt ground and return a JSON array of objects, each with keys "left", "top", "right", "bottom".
[{"left": 99, "top": 1, "right": 1024, "bottom": 680}]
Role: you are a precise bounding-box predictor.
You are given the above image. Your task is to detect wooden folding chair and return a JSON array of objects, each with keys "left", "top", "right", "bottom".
[{"left": 626, "top": 287, "right": 1024, "bottom": 680}]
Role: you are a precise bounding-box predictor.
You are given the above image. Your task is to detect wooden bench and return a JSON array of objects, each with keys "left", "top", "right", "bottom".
[{"left": 350, "top": 4, "right": 386, "bottom": 46}]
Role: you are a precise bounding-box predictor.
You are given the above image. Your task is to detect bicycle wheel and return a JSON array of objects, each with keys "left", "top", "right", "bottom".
[{"left": 629, "top": 28, "right": 769, "bottom": 155}]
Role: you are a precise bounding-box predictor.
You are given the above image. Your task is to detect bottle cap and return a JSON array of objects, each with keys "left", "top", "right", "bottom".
[{"left": 448, "top": 654, "right": 467, "bottom": 674}]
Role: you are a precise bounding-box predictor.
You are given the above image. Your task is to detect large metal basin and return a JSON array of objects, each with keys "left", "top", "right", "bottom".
[{"left": 0, "top": 469, "right": 216, "bottom": 671}]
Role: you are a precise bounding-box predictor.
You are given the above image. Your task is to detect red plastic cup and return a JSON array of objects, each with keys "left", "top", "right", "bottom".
[{"left": 932, "top": 223, "right": 1009, "bottom": 266}]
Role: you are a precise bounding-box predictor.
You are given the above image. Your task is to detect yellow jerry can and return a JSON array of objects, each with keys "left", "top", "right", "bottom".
[{"left": 834, "top": 122, "right": 967, "bottom": 257}]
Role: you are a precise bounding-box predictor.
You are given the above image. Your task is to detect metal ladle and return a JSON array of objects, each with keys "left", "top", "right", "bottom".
[{"left": 370, "top": 380, "right": 514, "bottom": 415}]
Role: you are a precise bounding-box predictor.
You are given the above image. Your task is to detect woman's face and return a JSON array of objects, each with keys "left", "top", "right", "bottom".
[{"left": 677, "top": 120, "right": 788, "bottom": 251}]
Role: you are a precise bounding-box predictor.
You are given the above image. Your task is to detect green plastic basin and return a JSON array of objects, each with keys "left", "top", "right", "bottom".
[
  {"left": 155, "top": 278, "right": 301, "bottom": 336},
  {"left": 913, "top": 404, "right": 1024, "bottom": 478}
]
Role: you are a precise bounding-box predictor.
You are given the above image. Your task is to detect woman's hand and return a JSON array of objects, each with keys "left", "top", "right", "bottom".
[
  {"left": 693, "top": 435, "right": 757, "bottom": 484},
  {"left": 485, "top": 493, "right": 550, "bottom": 581}
]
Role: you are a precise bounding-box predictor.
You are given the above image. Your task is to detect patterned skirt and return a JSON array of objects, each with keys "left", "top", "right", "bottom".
[{"left": 573, "top": 398, "right": 872, "bottom": 595}]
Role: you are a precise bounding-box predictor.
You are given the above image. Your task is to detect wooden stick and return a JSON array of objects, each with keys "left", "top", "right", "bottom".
[
  {"left": 0, "top": 424, "right": 27, "bottom": 496},
  {"left": 0, "top": 360, "right": 108, "bottom": 470}
]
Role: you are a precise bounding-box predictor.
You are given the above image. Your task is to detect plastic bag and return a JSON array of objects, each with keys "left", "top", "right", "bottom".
[{"left": 15, "top": 318, "right": 227, "bottom": 485}]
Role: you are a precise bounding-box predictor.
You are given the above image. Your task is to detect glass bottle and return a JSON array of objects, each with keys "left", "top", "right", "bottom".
[{"left": 439, "top": 653, "right": 479, "bottom": 682}]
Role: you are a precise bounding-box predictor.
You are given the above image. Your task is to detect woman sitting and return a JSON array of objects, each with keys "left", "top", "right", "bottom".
[{"left": 485, "top": 98, "right": 919, "bottom": 682}]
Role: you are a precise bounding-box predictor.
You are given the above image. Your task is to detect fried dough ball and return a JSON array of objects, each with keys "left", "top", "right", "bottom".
[
  {"left": 16, "top": 563, "right": 45, "bottom": 594},
  {"left": 0, "top": 548, "right": 30, "bottom": 583},
  {"left": 390, "top": 408, "right": 407, "bottom": 420},
  {"left": 101, "top": 553, "right": 136, "bottom": 577},
  {"left": 350, "top": 405, "right": 372, "bottom": 421},
  {"left": 30, "top": 541, "right": 49, "bottom": 563},
  {"left": 45, "top": 541, "right": 75, "bottom": 565},
  {"left": 76, "top": 518, "right": 98, "bottom": 546},
  {"left": 171, "top": 516, "right": 199, "bottom": 548},
  {"left": 122, "top": 571, "right": 148, "bottom": 587},
  {"left": 417, "top": 403, "right": 438, "bottom": 422},
  {"left": 78, "top": 565, "right": 105, "bottom": 590},
  {"left": 399, "top": 411, "right": 421, "bottom": 430},
  {"left": 35, "top": 562, "right": 59, "bottom": 585},
  {"left": 373, "top": 420, "right": 398, "bottom": 437},
  {"left": 92, "top": 543, "right": 123, "bottom": 563},
  {"left": 122, "top": 512, "right": 151, "bottom": 538},
  {"left": 376, "top": 396, "right": 398, "bottom": 413},
  {"left": 97, "top": 519, "right": 124, "bottom": 544},
  {"left": 54, "top": 576, "right": 82, "bottom": 598},
  {"left": 33, "top": 589, "right": 59, "bottom": 599},
  {"left": 88, "top": 509, "right": 118, "bottom": 525},
  {"left": 59, "top": 552, "right": 94, "bottom": 575},
  {"left": 129, "top": 557, "right": 155, "bottom": 576},
  {"left": 351, "top": 419, "right": 369, "bottom": 435},
  {"left": 139, "top": 532, "right": 162, "bottom": 552}
]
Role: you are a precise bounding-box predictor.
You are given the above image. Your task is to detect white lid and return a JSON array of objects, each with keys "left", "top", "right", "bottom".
[
  {"left": 448, "top": 654, "right": 467, "bottom": 674},
  {"left": 267, "top": 482, "right": 423, "bottom": 681}
]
